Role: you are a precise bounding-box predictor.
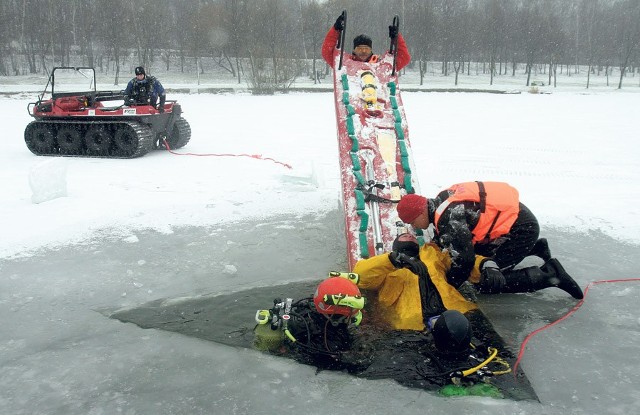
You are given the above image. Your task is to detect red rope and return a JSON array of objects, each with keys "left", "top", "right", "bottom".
[
  {"left": 161, "top": 140, "right": 292, "bottom": 170},
  {"left": 513, "top": 277, "right": 640, "bottom": 375}
]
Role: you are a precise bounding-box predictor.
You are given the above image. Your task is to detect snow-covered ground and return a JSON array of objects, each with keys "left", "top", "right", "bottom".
[{"left": 1, "top": 73, "right": 639, "bottom": 414}]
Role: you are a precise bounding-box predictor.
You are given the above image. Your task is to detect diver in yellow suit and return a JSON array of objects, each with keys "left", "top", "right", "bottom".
[{"left": 353, "top": 233, "right": 486, "bottom": 352}]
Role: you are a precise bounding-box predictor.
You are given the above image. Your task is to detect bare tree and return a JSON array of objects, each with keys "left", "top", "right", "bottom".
[
  {"left": 96, "top": 0, "right": 131, "bottom": 85},
  {"left": 0, "top": 1, "right": 11, "bottom": 75},
  {"left": 189, "top": 3, "right": 215, "bottom": 79},
  {"left": 405, "top": 0, "right": 436, "bottom": 85},
  {"left": 218, "top": 0, "right": 251, "bottom": 83},
  {"left": 518, "top": 1, "right": 547, "bottom": 86},
  {"left": 246, "top": 0, "right": 299, "bottom": 94},
  {"left": 481, "top": 0, "right": 507, "bottom": 85},
  {"left": 498, "top": 0, "right": 520, "bottom": 76},
  {"left": 301, "top": 0, "right": 327, "bottom": 84},
  {"left": 541, "top": 14, "right": 567, "bottom": 87},
  {"left": 613, "top": 0, "right": 640, "bottom": 89},
  {"left": 74, "top": 1, "right": 97, "bottom": 68},
  {"left": 129, "top": 0, "right": 172, "bottom": 70},
  {"left": 20, "top": 0, "right": 46, "bottom": 74},
  {"left": 170, "top": 2, "right": 199, "bottom": 73},
  {"left": 449, "top": 1, "right": 470, "bottom": 86},
  {"left": 583, "top": 0, "right": 602, "bottom": 89}
]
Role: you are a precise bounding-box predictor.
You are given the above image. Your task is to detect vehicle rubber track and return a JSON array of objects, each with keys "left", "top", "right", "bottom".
[
  {"left": 164, "top": 117, "right": 191, "bottom": 150},
  {"left": 25, "top": 120, "right": 155, "bottom": 159}
]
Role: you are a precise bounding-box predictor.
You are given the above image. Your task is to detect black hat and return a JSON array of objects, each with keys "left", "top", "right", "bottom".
[
  {"left": 353, "top": 34, "right": 372, "bottom": 49},
  {"left": 135, "top": 66, "right": 145, "bottom": 75}
]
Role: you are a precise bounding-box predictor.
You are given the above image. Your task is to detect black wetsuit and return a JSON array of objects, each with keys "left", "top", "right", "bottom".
[{"left": 283, "top": 298, "right": 360, "bottom": 370}]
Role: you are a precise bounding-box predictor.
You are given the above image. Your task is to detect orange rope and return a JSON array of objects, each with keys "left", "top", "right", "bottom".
[
  {"left": 161, "top": 139, "right": 292, "bottom": 170},
  {"left": 513, "top": 277, "right": 640, "bottom": 376}
]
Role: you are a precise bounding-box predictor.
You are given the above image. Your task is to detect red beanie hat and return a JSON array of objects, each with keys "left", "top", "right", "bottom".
[{"left": 397, "top": 194, "right": 428, "bottom": 224}]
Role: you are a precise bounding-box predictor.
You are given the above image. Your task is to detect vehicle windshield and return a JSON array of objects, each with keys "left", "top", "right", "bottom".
[{"left": 51, "top": 67, "right": 96, "bottom": 95}]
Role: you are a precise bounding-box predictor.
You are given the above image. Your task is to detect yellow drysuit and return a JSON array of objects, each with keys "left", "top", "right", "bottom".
[{"left": 353, "top": 242, "right": 484, "bottom": 331}]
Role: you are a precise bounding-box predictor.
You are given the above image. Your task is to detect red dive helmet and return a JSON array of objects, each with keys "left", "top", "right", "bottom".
[{"left": 313, "top": 277, "right": 363, "bottom": 318}]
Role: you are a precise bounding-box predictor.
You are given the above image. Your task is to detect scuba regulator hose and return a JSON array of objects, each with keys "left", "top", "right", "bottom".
[
  {"left": 418, "top": 345, "right": 510, "bottom": 384},
  {"left": 451, "top": 346, "right": 500, "bottom": 381}
]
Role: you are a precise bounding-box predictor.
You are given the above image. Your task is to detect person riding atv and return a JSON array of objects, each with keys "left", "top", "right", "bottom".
[{"left": 124, "top": 66, "right": 166, "bottom": 112}]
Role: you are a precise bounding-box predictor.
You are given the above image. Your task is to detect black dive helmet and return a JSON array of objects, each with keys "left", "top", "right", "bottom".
[{"left": 431, "top": 310, "right": 472, "bottom": 353}]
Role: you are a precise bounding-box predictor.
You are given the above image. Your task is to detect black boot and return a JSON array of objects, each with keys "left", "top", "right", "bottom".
[
  {"left": 544, "top": 258, "right": 584, "bottom": 299},
  {"left": 501, "top": 258, "right": 584, "bottom": 299},
  {"left": 530, "top": 238, "right": 551, "bottom": 261}
]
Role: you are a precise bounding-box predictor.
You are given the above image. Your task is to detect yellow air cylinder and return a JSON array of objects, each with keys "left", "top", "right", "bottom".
[
  {"left": 360, "top": 71, "right": 378, "bottom": 108},
  {"left": 253, "top": 323, "right": 284, "bottom": 352}
]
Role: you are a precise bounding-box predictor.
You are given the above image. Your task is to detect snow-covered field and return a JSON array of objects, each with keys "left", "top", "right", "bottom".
[{"left": 1, "top": 76, "right": 639, "bottom": 414}]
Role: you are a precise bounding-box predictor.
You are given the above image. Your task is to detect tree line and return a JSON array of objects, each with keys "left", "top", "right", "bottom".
[{"left": 0, "top": 0, "right": 638, "bottom": 89}]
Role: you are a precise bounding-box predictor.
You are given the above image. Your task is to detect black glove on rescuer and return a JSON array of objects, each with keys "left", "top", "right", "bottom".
[
  {"left": 388, "top": 25, "right": 398, "bottom": 39},
  {"left": 480, "top": 260, "right": 506, "bottom": 293},
  {"left": 334, "top": 14, "right": 345, "bottom": 31},
  {"left": 158, "top": 95, "right": 166, "bottom": 113}
]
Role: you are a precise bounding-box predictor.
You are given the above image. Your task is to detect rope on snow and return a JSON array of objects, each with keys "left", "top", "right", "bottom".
[{"left": 161, "top": 139, "right": 292, "bottom": 170}]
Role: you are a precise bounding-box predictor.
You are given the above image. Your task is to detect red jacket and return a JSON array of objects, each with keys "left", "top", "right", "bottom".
[{"left": 321, "top": 28, "right": 411, "bottom": 71}]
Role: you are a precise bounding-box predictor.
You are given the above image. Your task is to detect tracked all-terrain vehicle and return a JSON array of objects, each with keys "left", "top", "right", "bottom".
[{"left": 25, "top": 67, "right": 191, "bottom": 158}]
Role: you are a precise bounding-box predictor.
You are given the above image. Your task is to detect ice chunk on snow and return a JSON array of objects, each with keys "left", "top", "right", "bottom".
[
  {"left": 223, "top": 264, "right": 238, "bottom": 275},
  {"left": 29, "top": 158, "right": 67, "bottom": 204}
]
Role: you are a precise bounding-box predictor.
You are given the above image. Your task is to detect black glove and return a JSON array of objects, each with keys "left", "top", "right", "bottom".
[
  {"left": 389, "top": 252, "right": 428, "bottom": 277},
  {"left": 124, "top": 97, "right": 133, "bottom": 106},
  {"left": 158, "top": 95, "right": 166, "bottom": 113},
  {"left": 388, "top": 251, "right": 403, "bottom": 268},
  {"left": 388, "top": 25, "right": 398, "bottom": 39},
  {"left": 334, "top": 14, "right": 345, "bottom": 31},
  {"left": 479, "top": 260, "right": 506, "bottom": 293}
]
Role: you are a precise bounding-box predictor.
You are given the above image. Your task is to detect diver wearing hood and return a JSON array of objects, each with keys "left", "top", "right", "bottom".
[{"left": 253, "top": 275, "right": 366, "bottom": 370}]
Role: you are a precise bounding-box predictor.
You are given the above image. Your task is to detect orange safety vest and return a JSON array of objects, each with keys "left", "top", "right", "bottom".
[{"left": 434, "top": 181, "right": 520, "bottom": 244}]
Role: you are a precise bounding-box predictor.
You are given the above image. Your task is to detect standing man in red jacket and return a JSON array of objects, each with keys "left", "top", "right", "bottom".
[
  {"left": 396, "top": 182, "right": 584, "bottom": 299},
  {"left": 321, "top": 13, "right": 411, "bottom": 70}
]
